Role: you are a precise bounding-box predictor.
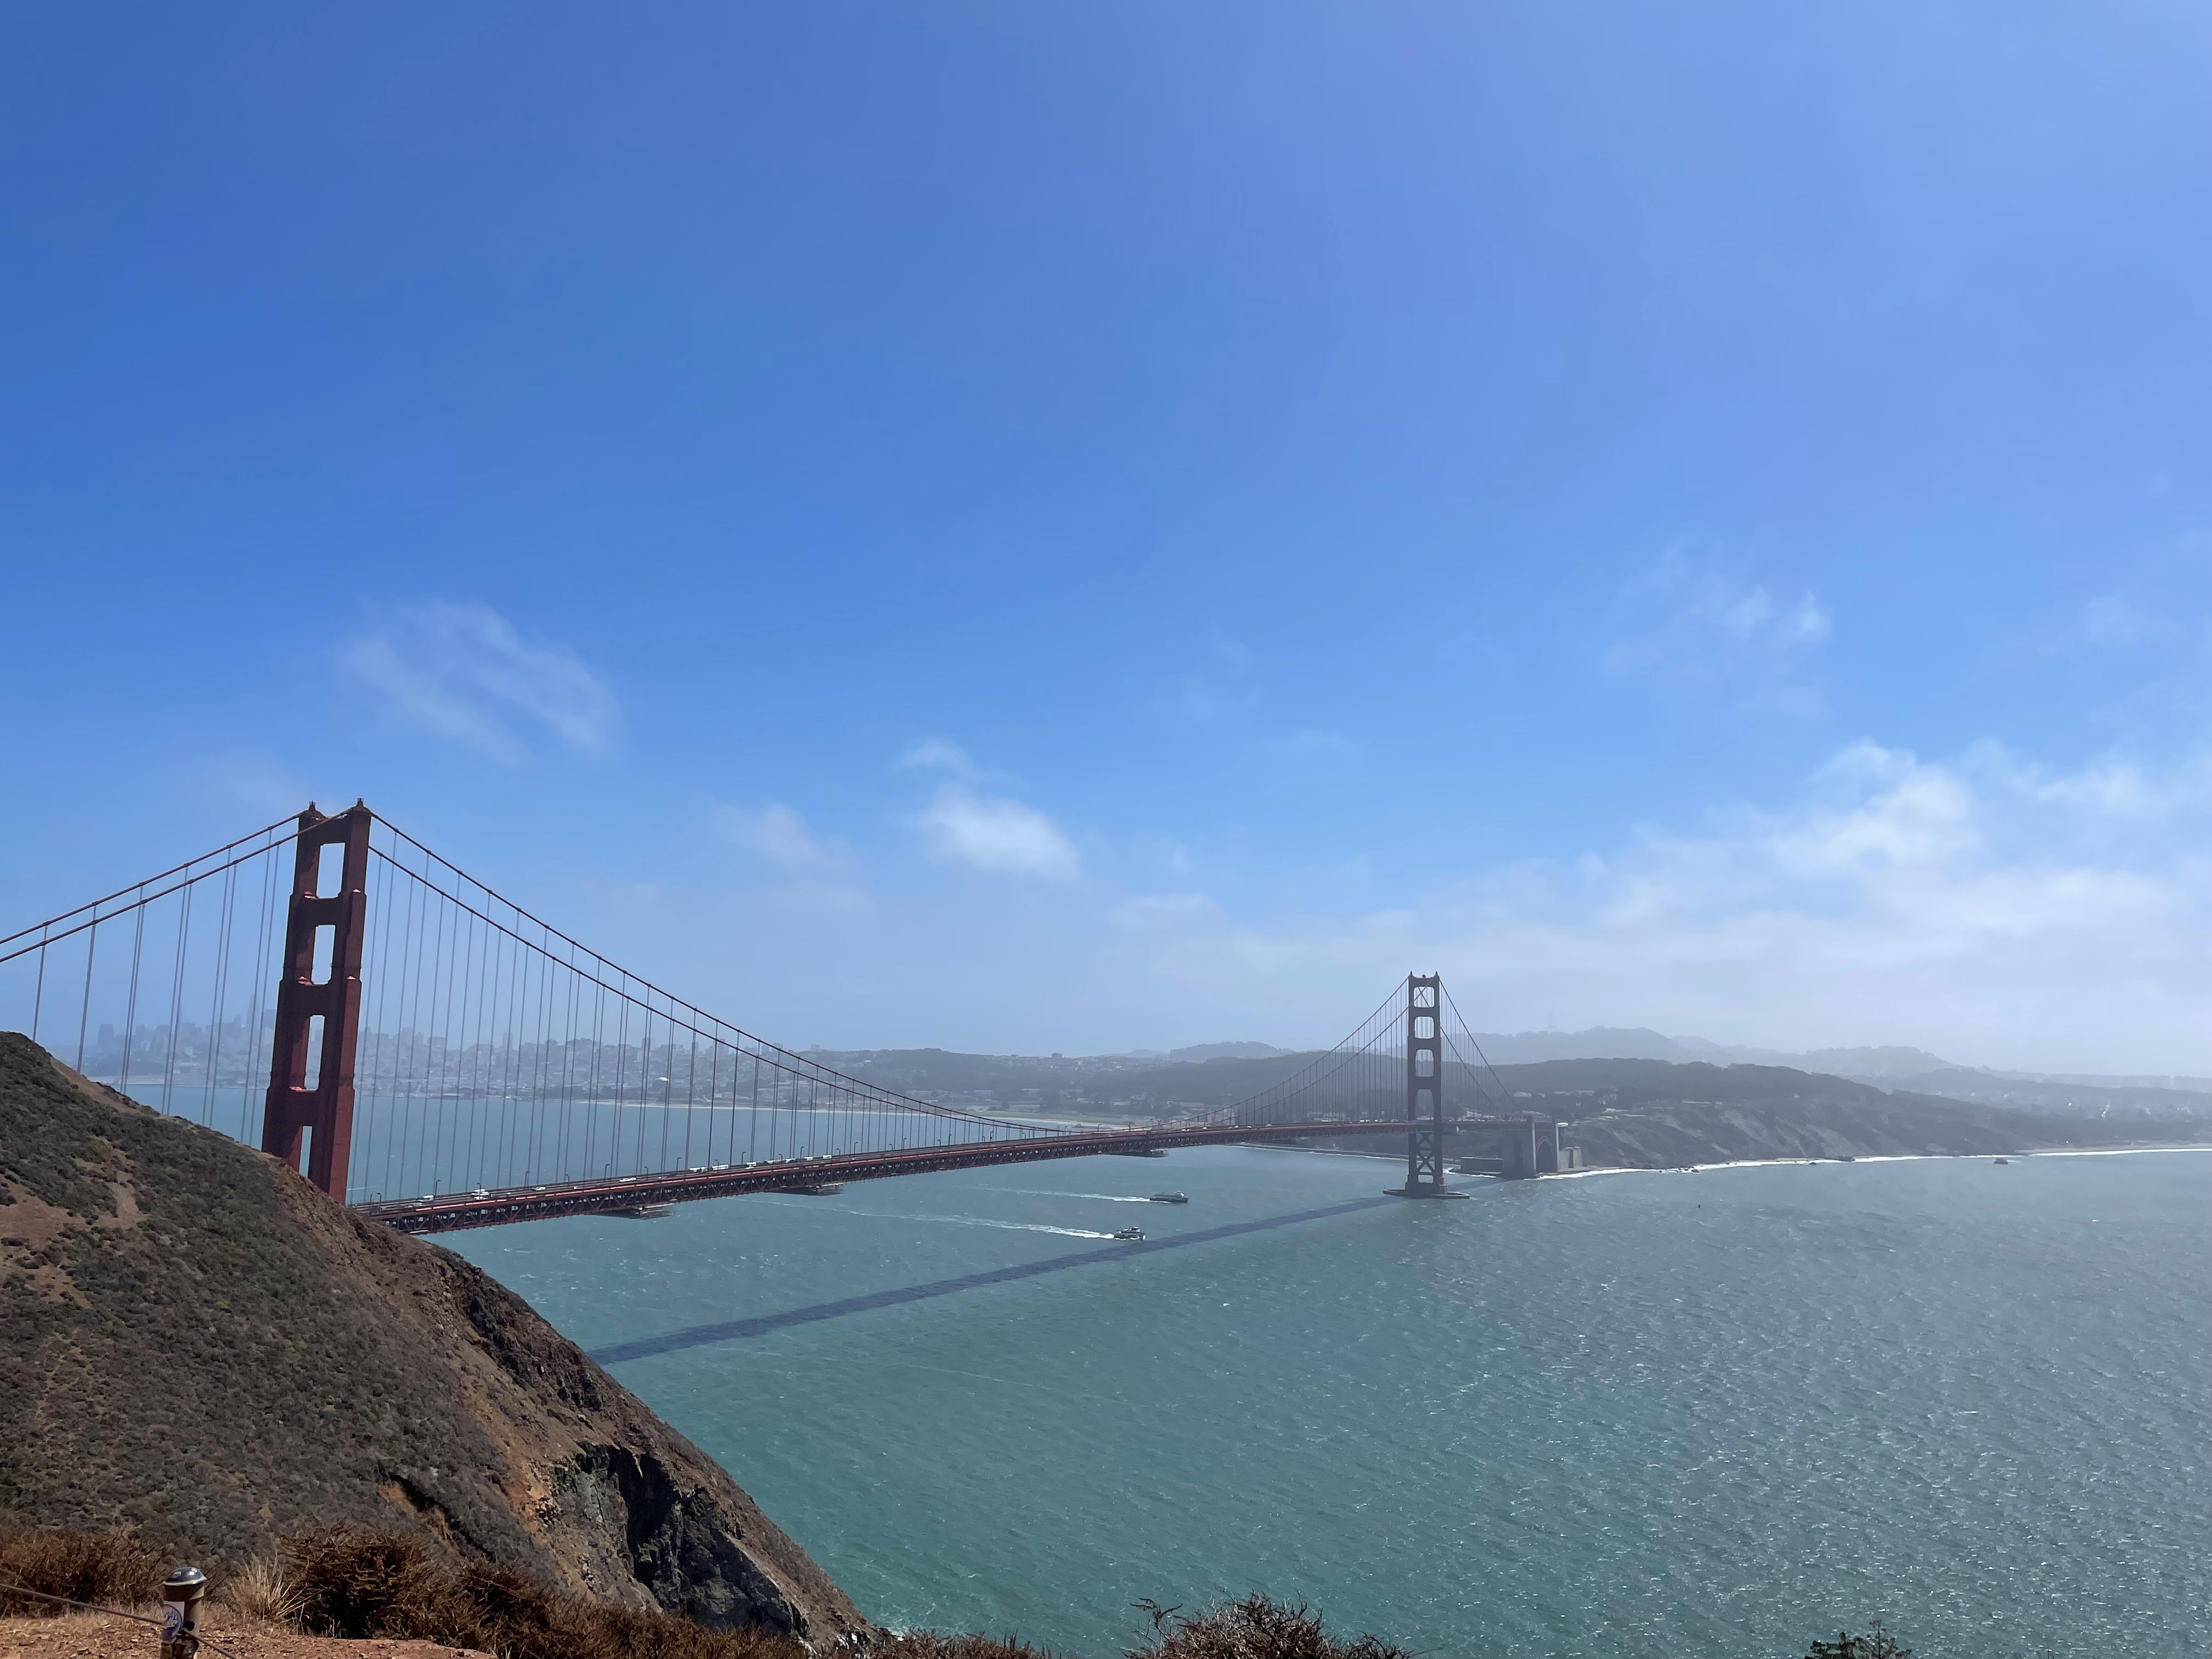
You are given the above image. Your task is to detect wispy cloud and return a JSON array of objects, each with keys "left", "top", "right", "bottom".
[
  {"left": 714, "top": 803, "right": 850, "bottom": 873},
  {"left": 1111, "top": 738, "right": 2212, "bottom": 1071},
  {"left": 918, "top": 786, "right": 1082, "bottom": 880},
  {"left": 2081, "top": 595, "right": 2176, "bottom": 647},
  {"left": 1606, "top": 551, "right": 1830, "bottom": 706},
  {"left": 896, "top": 737, "right": 1082, "bottom": 879},
  {"left": 191, "top": 753, "right": 318, "bottom": 819},
  {"left": 898, "top": 737, "right": 979, "bottom": 780},
  {"left": 340, "top": 603, "right": 618, "bottom": 762},
  {"left": 1160, "top": 637, "right": 1262, "bottom": 725}
]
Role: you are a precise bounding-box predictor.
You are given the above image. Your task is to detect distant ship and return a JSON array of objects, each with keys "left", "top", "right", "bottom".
[
  {"left": 1994, "top": 1158, "right": 2010, "bottom": 1166},
  {"left": 612, "top": 1203, "right": 675, "bottom": 1220},
  {"left": 1147, "top": 1192, "right": 1189, "bottom": 1204},
  {"left": 791, "top": 1183, "right": 845, "bottom": 1196}
]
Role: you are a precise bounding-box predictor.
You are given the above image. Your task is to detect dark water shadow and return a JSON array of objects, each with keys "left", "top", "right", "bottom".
[{"left": 590, "top": 1195, "right": 1400, "bottom": 1363}]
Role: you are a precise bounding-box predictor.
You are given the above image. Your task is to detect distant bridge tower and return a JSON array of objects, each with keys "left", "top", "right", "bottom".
[
  {"left": 1389, "top": 973, "right": 1463, "bottom": 1199},
  {"left": 259, "top": 803, "right": 371, "bottom": 1200}
]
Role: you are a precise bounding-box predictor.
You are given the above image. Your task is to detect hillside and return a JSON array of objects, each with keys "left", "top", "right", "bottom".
[
  {"left": 0, "top": 1032, "right": 866, "bottom": 1644},
  {"left": 1881, "top": 1068, "right": 2212, "bottom": 1125},
  {"left": 1262, "top": 1057, "right": 2210, "bottom": 1167}
]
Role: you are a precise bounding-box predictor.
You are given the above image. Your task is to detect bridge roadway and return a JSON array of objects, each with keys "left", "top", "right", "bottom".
[{"left": 356, "top": 1115, "right": 1538, "bottom": 1234}]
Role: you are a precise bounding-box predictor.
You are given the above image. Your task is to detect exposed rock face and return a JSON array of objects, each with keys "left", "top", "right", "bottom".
[{"left": 0, "top": 1032, "right": 867, "bottom": 1644}]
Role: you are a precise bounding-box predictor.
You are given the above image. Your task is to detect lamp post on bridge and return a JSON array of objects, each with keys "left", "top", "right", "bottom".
[{"left": 1387, "top": 972, "right": 1465, "bottom": 1199}]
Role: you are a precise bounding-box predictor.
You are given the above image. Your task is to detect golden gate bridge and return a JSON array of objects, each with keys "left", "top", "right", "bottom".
[{"left": 1, "top": 804, "right": 1566, "bottom": 1235}]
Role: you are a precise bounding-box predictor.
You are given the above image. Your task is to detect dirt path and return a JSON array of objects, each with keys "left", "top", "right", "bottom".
[{"left": 0, "top": 1613, "right": 487, "bottom": 1659}]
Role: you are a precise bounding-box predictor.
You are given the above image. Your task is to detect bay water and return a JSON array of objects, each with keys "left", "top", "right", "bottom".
[{"left": 443, "top": 1147, "right": 2211, "bottom": 1658}]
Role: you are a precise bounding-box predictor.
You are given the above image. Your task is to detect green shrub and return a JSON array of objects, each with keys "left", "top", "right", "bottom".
[{"left": 1805, "top": 1622, "right": 1912, "bottom": 1659}]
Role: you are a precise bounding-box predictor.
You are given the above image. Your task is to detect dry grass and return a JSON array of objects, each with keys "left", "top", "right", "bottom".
[
  {"left": 216, "top": 1553, "right": 301, "bottom": 1624},
  {"left": 0, "top": 1521, "right": 1413, "bottom": 1659},
  {"left": 281, "top": 1526, "right": 804, "bottom": 1659},
  {"left": 0, "top": 1525, "right": 162, "bottom": 1616}
]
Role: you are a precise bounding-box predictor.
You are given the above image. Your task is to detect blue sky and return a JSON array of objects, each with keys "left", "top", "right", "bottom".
[{"left": 2, "top": 3, "right": 2206, "bottom": 1069}]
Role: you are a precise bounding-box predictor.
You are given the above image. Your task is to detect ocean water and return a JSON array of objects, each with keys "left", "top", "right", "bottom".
[{"left": 442, "top": 1147, "right": 2212, "bottom": 1658}]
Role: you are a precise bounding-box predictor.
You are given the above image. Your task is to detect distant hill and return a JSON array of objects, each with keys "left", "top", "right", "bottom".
[
  {"left": 0, "top": 1032, "right": 865, "bottom": 1643},
  {"left": 1169, "top": 1041, "right": 1293, "bottom": 1062},
  {"left": 1461, "top": 1027, "right": 1699, "bottom": 1064},
  {"left": 1877, "top": 1068, "right": 2212, "bottom": 1124},
  {"left": 772, "top": 1035, "right": 2209, "bottom": 1127},
  {"left": 1459, "top": 1029, "right": 1959, "bottom": 1077},
  {"left": 1116, "top": 1051, "right": 1327, "bottom": 1107},
  {"left": 1280, "top": 1056, "right": 2211, "bottom": 1168}
]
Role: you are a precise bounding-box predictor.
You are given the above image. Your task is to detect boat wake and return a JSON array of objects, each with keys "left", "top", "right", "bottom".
[
  {"left": 942, "top": 1215, "right": 1120, "bottom": 1239},
  {"left": 988, "top": 1188, "right": 1153, "bottom": 1204},
  {"left": 770, "top": 1197, "right": 1119, "bottom": 1240}
]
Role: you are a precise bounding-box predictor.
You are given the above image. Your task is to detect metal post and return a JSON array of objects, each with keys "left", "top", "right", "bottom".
[
  {"left": 260, "top": 802, "right": 373, "bottom": 1200},
  {"left": 1389, "top": 973, "right": 1462, "bottom": 1198},
  {"left": 160, "top": 1566, "right": 206, "bottom": 1658}
]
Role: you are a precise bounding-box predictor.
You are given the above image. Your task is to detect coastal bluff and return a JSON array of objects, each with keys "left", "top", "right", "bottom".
[{"left": 0, "top": 1031, "right": 867, "bottom": 1645}]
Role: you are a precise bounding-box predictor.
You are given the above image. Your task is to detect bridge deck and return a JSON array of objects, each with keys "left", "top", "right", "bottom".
[{"left": 356, "top": 1116, "right": 1536, "bottom": 1233}]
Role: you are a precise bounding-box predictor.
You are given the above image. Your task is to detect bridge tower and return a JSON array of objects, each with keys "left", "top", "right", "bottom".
[
  {"left": 1389, "top": 973, "right": 1464, "bottom": 1199},
  {"left": 259, "top": 802, "right": 371, "bottom": 1200}
]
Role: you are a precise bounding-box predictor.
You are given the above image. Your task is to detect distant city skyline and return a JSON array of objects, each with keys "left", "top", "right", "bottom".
[{"left": 1, "top": 5, "right": 2205, "bottom": 1071}]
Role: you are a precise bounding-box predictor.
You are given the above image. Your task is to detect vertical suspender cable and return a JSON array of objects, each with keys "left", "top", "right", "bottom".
[
  {"left": 160, "top": 880, "right": 194, "bottom": 1114},
  {"left": 684, "top": 1032, "right": 700, "bottom": 1171},
  {"left": 120, "top": 894, "right": 148, "bottom": 1092},
  {"left": 203, "top": 860, "right": 240, "bottom": 1125},
  {"left": 31, "top": 923, "right": 50, "bottom": 1045},
  {"left": 75, "top": 916, "right": 99, "bottom": 1072}
]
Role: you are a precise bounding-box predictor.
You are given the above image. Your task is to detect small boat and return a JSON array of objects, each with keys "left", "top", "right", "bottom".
[
  {"left": 791, "top": 1182, "right": 844, "bottom": 1197},
  {"left": 1111, "top": 1226, "right": 1146, "bottom": 1241},
  {"left": 1994, "top": 1158, "right": 2010, "bottom": 1166},
  {"left": 612, "top": 1203, "right": 675, "bottom": 1220},
  {"left": 1147, "top": 1192, "right": 1189, "bottom": 1204},
  {"left": 1110, "top": 1147, "right": 1169, "bottom": 1158}
]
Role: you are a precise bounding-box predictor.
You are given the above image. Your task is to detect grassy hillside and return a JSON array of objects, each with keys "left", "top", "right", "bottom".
[{"left": 0, "top": 1032, "right": 865, "bottom": 1643}]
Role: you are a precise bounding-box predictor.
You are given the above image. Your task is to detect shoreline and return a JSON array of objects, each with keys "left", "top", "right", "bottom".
[{"left": 1242, "top": 1139, "right": 2212, "bottom": 1178}]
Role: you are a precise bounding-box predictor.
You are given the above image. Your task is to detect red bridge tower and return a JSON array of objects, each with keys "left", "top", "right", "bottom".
[{"left": 259, "top": 803, "right": 371, "bottom": 1199}]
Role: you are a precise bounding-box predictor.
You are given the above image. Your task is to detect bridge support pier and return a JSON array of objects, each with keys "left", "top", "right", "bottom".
[
  {"left": 259, "top": 803, "right": 371, "bottom": 1200},
  {"left": 1387, "top": 973, "right": 1465, "bottom": 1199},
  {"left": 1498, "top": 1119, "right": 1561, "bottom": 1179}
]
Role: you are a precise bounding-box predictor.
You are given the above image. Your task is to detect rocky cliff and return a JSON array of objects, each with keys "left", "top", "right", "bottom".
[{"left": 0, "top": 1032, "right": 867, "bottom": 1645}]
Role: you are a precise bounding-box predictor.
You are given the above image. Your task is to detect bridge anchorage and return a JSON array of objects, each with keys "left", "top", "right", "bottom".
[{"left": 0, "top": 802, "right": 1566, "bottom": 1233}]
